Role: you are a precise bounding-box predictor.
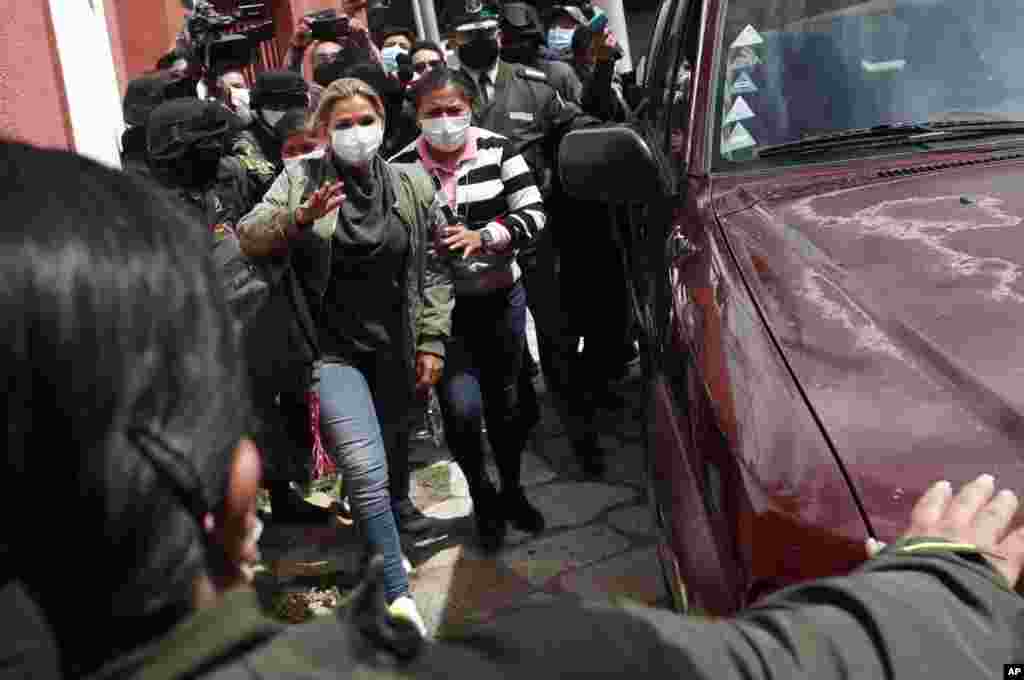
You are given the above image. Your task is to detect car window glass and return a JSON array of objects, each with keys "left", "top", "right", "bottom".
[{"left": 648, "top": 0, "right": 691, "bottom": 155}]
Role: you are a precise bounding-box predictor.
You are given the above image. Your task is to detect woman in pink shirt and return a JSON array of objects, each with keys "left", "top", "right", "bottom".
[{"left": 390, "top": 67, "right": 548, "bottom": 552}]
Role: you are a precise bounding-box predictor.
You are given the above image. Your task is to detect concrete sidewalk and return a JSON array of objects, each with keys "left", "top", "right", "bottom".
[{"left": 255, "top": 350, "right": 669, "bottom": 636}]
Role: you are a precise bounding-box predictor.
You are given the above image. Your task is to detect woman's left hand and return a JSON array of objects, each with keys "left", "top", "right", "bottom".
[
  {"left": 415, "top": 352, "right": 444, "bottom": 395},
  {"left": 442, "top": 225, "right": 484, "bottom": 259}
]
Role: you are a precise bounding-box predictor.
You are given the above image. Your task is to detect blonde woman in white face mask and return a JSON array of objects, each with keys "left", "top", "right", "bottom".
[
  {"left": 237, "top": 78, "right": 458, "bottom": 637},
  {"left": 390, "top": 67, "right": 548, "bottom": 554}
]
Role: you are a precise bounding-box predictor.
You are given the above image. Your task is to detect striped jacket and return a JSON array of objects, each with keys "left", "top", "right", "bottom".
[{"left": 390, "top": 127, "right": 547, "bottom": 295}]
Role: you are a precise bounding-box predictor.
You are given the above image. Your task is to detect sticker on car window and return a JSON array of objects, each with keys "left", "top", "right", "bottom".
[
  {"left": 730, "top": 24, "right": 764, "bottom": 50},
  {"left": 722, "top": 121, "right": 756, "bottom": 154},
  {"left": 724, "top": 96, "right": 755, "bottom": 125},
  {"left": 731, "top": 71, "right": 758, "bottom": 94}
]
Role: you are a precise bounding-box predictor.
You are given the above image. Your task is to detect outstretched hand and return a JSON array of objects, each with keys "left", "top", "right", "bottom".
[
  {"left": 880, "top": 474, "right": 1024, "bottom": 588},
  {"left": 296, "top": 181, "right": 345, "bottom": 226}
]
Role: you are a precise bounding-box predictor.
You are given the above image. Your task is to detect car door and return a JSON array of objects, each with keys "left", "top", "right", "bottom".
[{"left": 626, "top": 0, "right": 747, "bottom": 614}]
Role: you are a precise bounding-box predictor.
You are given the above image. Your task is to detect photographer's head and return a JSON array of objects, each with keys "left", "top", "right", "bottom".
[
  {"left": 147, "top": 98, "right": 233, "bottom": 188},
  {"left": 313, "top": 78, "right": 385, "bottom": 169},
  {"left": 0, "top": 139, "right": 260, "bottom": 676},
  {"left": 251, "top": 70, "right": 310, "bottom": 133}
]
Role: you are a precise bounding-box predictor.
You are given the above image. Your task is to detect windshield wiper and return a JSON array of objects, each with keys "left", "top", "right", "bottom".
[
  {"left": 905, "top": 119, "right": 1024, "bottom": 144},
  {"left": 756, "top": 123, "right": 932, "bottom": 158},
  {"left": 756, "top": 119, "right": 1024, "bottom": 158}
]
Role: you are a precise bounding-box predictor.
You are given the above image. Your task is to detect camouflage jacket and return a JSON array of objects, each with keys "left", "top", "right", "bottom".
[
  {"left": 236, "top": 153, "right": 455, "bottom": 383},
  {"left": 230, "top": 126, "right": 281, "bottom": 200}
]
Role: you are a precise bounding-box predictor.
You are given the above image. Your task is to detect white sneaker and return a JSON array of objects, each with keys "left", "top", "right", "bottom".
[{"left": 388, "top": 595, "right": 427, "bottom": 637}]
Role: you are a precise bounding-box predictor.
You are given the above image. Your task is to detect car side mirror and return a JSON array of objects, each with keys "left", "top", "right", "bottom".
[{"left": 558, "top": 125, "right": 666, "bottom": 203}]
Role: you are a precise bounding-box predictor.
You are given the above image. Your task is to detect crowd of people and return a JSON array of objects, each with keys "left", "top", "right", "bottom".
[{"left": 3, "top": 0, "right": 1024, "bottom": 677}]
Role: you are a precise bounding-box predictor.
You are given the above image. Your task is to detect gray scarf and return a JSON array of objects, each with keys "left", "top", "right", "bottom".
[{"left": 332, "top": 154, "right": 395, "bottom": 258}]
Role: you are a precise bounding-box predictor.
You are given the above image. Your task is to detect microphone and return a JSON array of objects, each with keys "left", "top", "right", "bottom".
[{"left": 396, "top": 52, "right": 414, "bottom": 85}]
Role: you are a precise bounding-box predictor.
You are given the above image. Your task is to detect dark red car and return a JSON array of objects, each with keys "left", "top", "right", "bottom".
[{"left": 560, "top": 0, "right": 1024, "bottom": 615}]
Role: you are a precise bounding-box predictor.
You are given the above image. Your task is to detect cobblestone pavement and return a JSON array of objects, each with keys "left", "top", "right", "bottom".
[{"left": 256, "top": 318, "right": 669, "bottom": 635}]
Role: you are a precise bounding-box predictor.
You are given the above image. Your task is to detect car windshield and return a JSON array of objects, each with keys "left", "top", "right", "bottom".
[{"left": 714, "top": 0, "right": 1024, "bottom": 166}]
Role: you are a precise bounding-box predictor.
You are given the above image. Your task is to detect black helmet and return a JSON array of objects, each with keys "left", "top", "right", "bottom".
[
  {"left": 123, "top": 71, "right": 179, "bottom": 128},
  {"left": 146, "top": 98, "right": 232, "bottom": 162},
  {"left": 501, "top": 1, "right": 544, "bottom": 37},
  {"left": 250, "top": 70, "right": 309, "bottom": 110}
]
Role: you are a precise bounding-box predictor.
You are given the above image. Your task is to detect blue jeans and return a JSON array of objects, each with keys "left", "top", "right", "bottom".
[
  {"left": 437, "top": 281, "right": 528, "bottom": 496},
  {"left": 318, "top": 360, "right": 408, "bottom": 603}
]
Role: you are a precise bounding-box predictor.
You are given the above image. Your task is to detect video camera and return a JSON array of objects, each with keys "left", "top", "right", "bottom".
[
  {"left": 186, "top": 0, "right": 273, "bottom": 75},
  {"left": 306, "top": 9, "right": 352, "bottom": 42}
]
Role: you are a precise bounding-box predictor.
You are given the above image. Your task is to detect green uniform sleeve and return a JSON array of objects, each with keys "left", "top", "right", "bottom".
[{"left": 415, "top": 183, "right": 454, "bottom": 358}]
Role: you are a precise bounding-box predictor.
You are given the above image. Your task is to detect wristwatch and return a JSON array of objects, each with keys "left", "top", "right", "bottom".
[{"left": 479, "top": 227, "right": 495, "bottom": 253}]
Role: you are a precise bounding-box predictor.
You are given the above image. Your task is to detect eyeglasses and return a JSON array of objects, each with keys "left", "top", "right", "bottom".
[{"left": 414, "top": 60, "right": 444, "bottom": 74}]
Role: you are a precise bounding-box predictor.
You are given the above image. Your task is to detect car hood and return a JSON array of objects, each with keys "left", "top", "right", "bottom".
[{"left": 716, "top": 160, "right": 1024, "bottom": 541}]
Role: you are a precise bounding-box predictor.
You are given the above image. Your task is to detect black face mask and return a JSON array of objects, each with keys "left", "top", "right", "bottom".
[
  {"left": 501, "top": 42, "right": 537, "bottom": 65},
  {"left": 158, "top": 144, "right": 223, "bottom": 189},
  {"left": 459, "top": 37, "right": 500, "bottom": 70}
]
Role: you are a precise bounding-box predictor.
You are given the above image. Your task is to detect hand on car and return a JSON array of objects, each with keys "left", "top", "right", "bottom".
[
  {"left": 880, "top": 474, "right": 1024, "bottom": 588},
  {"left": 442, "top": 224, "right": 483, "bottom": 259},
  {"left": 415, "top": 352, "right": 444, "bottom": 396},
  {"left": 296, "top": 181, "right": 345, "bottom": 226}
]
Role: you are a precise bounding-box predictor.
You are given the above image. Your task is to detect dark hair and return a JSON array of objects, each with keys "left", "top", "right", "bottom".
[
  {"left": 571, "top": 23, "right": 593, "bottom": 53},
  {"left": 313, "top": 46, "right": 375, "bottom": 88},
  {"left": 411, "top": 40, "right": 445, "bottom": 62},
  {"left": 156, "top": 47, "right": 190, "bottom": 70},
  {"left": 410, "top": 66, "right": 477, "bottom": 112},
  {"left": 0, "top": 140, "right": 248, "bottom": 675},
  {"left": 380, "top": 26, "right": 416, "bottom": 44}
]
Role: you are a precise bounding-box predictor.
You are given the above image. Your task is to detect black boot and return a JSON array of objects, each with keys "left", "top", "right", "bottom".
[
  {"left": 472, "top": 481, "right": 507, "bottom": 554},
  {"left": 392, "top": 497, "right": 439, "bottom": 536},
  {"left": 267, "top": 482, "right": 334, "bottom": 525},
  {"left": 501, "top": 485, "right": 546, "bottom": 534},
  {"left": 573, "top": 436, "right": 607, "bottom": 480}
]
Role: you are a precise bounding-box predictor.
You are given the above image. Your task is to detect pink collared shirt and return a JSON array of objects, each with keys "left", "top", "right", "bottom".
[{"left": 414, "top": 127, "right": 512, "bottom": 248}]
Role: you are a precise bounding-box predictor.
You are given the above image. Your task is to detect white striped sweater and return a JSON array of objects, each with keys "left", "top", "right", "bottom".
[{"left": 390, "top": 127, "right": 547, "bottom": 294}]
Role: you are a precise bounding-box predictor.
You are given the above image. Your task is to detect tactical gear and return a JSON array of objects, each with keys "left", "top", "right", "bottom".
[
  {"left": 123, "top": 71, "right": 180, "bottom": 128},
  {"left": 146, "top": 98, "right": 233, "bottom": 162}
]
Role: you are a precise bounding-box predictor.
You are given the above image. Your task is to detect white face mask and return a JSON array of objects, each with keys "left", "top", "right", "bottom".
[
  {"left": 332, "top": 122, "right": 384, "bottom": 166},
  {"left": 421, "top": 114, "right": 472, "bottom": 152},
  {"left": 261, "top": 109, "right": 287, "bottom": 129},
  {"left": 232, "top": 88, "right": 253, "bottom": 126}
]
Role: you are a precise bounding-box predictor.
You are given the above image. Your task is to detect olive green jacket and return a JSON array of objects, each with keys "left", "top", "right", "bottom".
[{"left": 237, "top": 153, "right": 455, "bottom": 385}]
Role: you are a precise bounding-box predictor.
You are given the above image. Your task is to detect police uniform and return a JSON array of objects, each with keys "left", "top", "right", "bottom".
[{"left": 82, "top": 537, "right": 1024, "bottom": 680}]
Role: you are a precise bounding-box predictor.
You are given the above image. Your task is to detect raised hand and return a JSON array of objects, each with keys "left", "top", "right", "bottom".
[{"left": 296, "top": 181, "right": 345, "bottom": 226}]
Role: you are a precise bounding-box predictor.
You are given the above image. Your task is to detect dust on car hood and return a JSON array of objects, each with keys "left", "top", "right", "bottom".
[{"left": 717, "top": 159, "right": 1024, "bottom": 541}]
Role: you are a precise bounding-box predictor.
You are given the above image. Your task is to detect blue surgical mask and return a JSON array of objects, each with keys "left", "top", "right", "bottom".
[
  {"left": 547, "top": 27, "right": 575, "bottom": 52},
  {"left": 381, "top": 45, "right": 408, "bottom": 74}
]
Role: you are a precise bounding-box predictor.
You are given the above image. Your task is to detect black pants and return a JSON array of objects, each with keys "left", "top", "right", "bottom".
[
  {"left": 437, "top": 282, "right": 528, "bottom": 496},
  {"left": 517, "top": 229, "right": 599, "bottom": 449}
]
